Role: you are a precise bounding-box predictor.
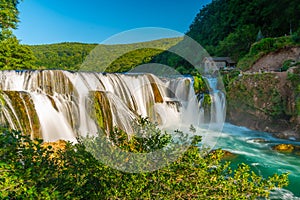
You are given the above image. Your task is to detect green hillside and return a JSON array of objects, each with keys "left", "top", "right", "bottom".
[
  {"left": 151, "top": 0, "right": 300, "bottom": 74},
  {"left": 30, "top": 37, "right": 183, "bottom": 72},
  {"left": 187, "top": 0, "right": 300, "bottom": 61}
]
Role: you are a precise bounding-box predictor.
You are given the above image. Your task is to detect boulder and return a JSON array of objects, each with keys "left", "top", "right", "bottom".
[
  {"left": 251, "top": 138, "right": 268, "bottom": 143},
  {"left": 272, "top": 144, "right": 294, "bottom": 152}
]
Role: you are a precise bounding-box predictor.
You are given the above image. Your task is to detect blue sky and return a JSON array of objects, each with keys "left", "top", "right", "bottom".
[{"left": 14, "top": 0, "right": 211, "bottom": 45}]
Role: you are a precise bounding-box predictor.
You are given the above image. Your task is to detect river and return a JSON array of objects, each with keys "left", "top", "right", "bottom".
[
  {"left": 214, "top": 123, "right": 300, "bottom": 199},
  {"left": 0, "top": 70, "right": 298, "bottom": 198}
]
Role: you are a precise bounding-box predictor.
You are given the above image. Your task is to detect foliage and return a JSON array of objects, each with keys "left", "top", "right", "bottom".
[
  {"left": 0, "top": 34, "right": 36, "bottom": 70},
  {"left": 151, "top": 50, "right": 195, "bottom": 75},
  {"left": 237, "top": 36, "right": 298, "bottom": 71},
  {"left": 107, "top": 117, "right": 172, "bottom": 153},
  {"left": 151, "top": 36, "right": 213, "bottom": 75},
  {"left": 216, "top": 24, "right": 257, "bottom": 61},
  {"left": 281, "top": 60, "right": 295, "bottom": 71},
  {"left": 106, "top": 48, "right": 163, "bottom": 73},
  {"left": 221, "top": 69, "right": 241, "bottom": 90},
  {"left": 187, "top": 0, "right": 300, "bottom": 60},
  {"left": 30, "top": 42, "right": 97, "bottom": 70},
  {"left": 0, "top": 0, "right": 20, "bottom": 30},
  {"left": 287, "top": 68, "right": 300, "bottom": 116},
  {"left": 0, "top": 117, "right": 289, "bottom": 199},
  {"left": 30, "top": 38, "right": 182, "bottom": 72},
  {"left": 0, "top": 0, "right": 36, "bottom": 70},
  {"left": 291, "top": 28, "right": 300, "bottom": 43},
  {"left": 0, "top": 129, "right": 61, "bottom": 198},
  {"left": 193, "top": 74, "right": 208, "bottom": 94},
  {"left": 256, "top": 29, "right": 264, "bottom": 42}
]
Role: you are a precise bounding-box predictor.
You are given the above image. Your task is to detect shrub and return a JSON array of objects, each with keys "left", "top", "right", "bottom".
[
  {"left": 0, "top": 118, "right": 289, "bottom": 199},
  {"left": 292, "top": 29, "right": 300, "bottom": 44}
]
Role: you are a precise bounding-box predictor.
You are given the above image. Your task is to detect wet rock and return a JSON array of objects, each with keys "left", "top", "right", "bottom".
[
  {"left": 273, "top": 131, "right": 300, "bottom": 141},
  {"left": 251, "top": 138, "right": 268, "bottom": 143},
  {"left": 272, "top": 144, "right": 300, "bottom": 154},
  {"left": 272, "top": 144, "right": 294, "bottom": 153}
]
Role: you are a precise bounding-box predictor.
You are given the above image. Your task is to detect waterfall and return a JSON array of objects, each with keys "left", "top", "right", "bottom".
[
  {"left": 0, "top": 70, "right": 207, "bottom": 142},
  {"left": 205, "top": 77, "right": 226, "bottom": 129}
]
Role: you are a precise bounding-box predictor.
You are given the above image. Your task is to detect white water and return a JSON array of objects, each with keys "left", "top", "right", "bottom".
[
  {"left": 205, "top": 77, "right": 226, "bottom": 125},
  {"left": 216, "top": 123, "right": 300, "bottom": 199},
  {"left": 0, "top": 70, "right": 204, "bottom": 141},
  {"left": 203, "top": 76, "right": 300, "bottom": 199},
  {"left": 0, "top": 70, "right": 298, "bottom": 198}
]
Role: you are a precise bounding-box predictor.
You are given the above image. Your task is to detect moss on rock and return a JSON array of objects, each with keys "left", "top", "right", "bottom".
[
  {"left": 226, "top": 72, "right": 297, "bottom": 134},
  {"left": 272, "top": 144, "right": 300, "bottom": 155},
  {"left": 0, "top": 91, "right": 41, "bottom": 139},
  {"left": 147, "top": 74, "right": 163, "bottom": 103},
  {"left": 272, "top": 144, "right": 295, "bottom": 153},
  {"left": 89, "top": 91, "right": 113, "bottom": 134},
  {"left": 193, "top": 74, "right": 207, "bottom": 94}
]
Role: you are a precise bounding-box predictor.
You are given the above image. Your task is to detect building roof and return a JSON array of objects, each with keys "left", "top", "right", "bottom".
[{"left": 204, "top": 57, "right": 236, "bottom": 64}]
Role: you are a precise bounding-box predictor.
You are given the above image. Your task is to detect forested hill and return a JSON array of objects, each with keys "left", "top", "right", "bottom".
[
  {"left": 29, "top": 37, "right": 182, "bottom": 72},
  {"left": 187, "top": 0, "right": 300, "bottom": 61}
]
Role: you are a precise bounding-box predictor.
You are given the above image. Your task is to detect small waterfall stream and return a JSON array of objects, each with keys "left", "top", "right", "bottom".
[
  {"left": 205, "top": 77, "right": 226, "bottom": 125},
  {"left": 204, "top": 77, "right": 300, "bottom": 199}
]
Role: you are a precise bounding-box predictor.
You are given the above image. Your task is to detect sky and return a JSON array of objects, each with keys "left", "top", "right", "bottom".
[{"left": 14, "top": 0, "right": 211, "bottom": 45}]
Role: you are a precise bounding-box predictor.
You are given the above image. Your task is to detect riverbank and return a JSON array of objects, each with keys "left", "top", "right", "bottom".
[
  {"left": 216, "top": 123, "right": 300, "bottom": 199},
  {"left": 224, "top": 43, "right": 300, "bottom": 141}
]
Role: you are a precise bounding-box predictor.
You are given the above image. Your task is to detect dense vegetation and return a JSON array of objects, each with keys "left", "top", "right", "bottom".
[
  {"left": 0, "top": 0, "right": 295, "bottom": 198},
  {"left": 0, "top": 0, "right": 35, "bottom": 70},
  {"left": 30, "top": 43, "right": 96, "bottom": 70},
  {"left": 238, "top": 35, "right": 300, "bottom": 71},
  {"left": 0, "top": 118, "right": 288, "bottom": 199},
  {"left": 187, "top": 0, "right": 300, "bottom": 61},
  {"left": 30, "top": 38, "right": 182, "bottom": 72},
  {"left": 151, "top": 0, "right": 300, "bottom": 74}
]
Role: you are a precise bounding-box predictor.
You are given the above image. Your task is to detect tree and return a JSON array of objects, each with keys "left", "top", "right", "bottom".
[
  {"left": 0, "top": 0, "right": 20, "bottom": 30},
  {"left": 0, "top": 0, "right": 36, "bottom": 70},
  {"left": 0, "top": 34, "right": 36, "bottom": 69},
  {"left": 216, "top": 25, "right": 257, "bottom": 61},
  {"left": 187, "top": 0, "right": 300, "bottom": 61},
  {"left": 0, "top": 118, "right": 289, "bottom": 199}
]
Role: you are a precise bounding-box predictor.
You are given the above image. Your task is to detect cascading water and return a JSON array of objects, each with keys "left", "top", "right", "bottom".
[
  {"left": 1, "top": 70, "right": 299, "bottom": 198},
  {"left": 205, "top": 77, "right": 226, "bottom": 126},
  {"left": 203, "top": 77, "right": 300, "bottom": 199},
  {"left": 0, "top": 70, "right": 204, "bottom": 142}
]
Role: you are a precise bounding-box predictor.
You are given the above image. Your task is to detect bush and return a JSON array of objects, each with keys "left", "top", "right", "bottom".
[
  {"left": 238, "top": 36, "right": 296, "bottom": 71},
  {"left": 0, "top": 30, "right": 36, "bottom": 70},
  {"left": 0, "top": 118, "right": 289, "bottom": 199},
  {"left": 250, "top": 38, "right": 275, "bottom": 54},
  {"left": 292, "top": 29, "right": 300, "bottom": 44},
  {"left": 281, "top": 59, "right": 295, "bottom": 71}
]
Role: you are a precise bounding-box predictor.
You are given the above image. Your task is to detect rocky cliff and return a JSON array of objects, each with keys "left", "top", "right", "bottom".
[
  {"left": 226, "top": 47, "right": 300, "bottom": 140},
  {"left": 249, "top": 47, "right": 300, "bottom": 72}
]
